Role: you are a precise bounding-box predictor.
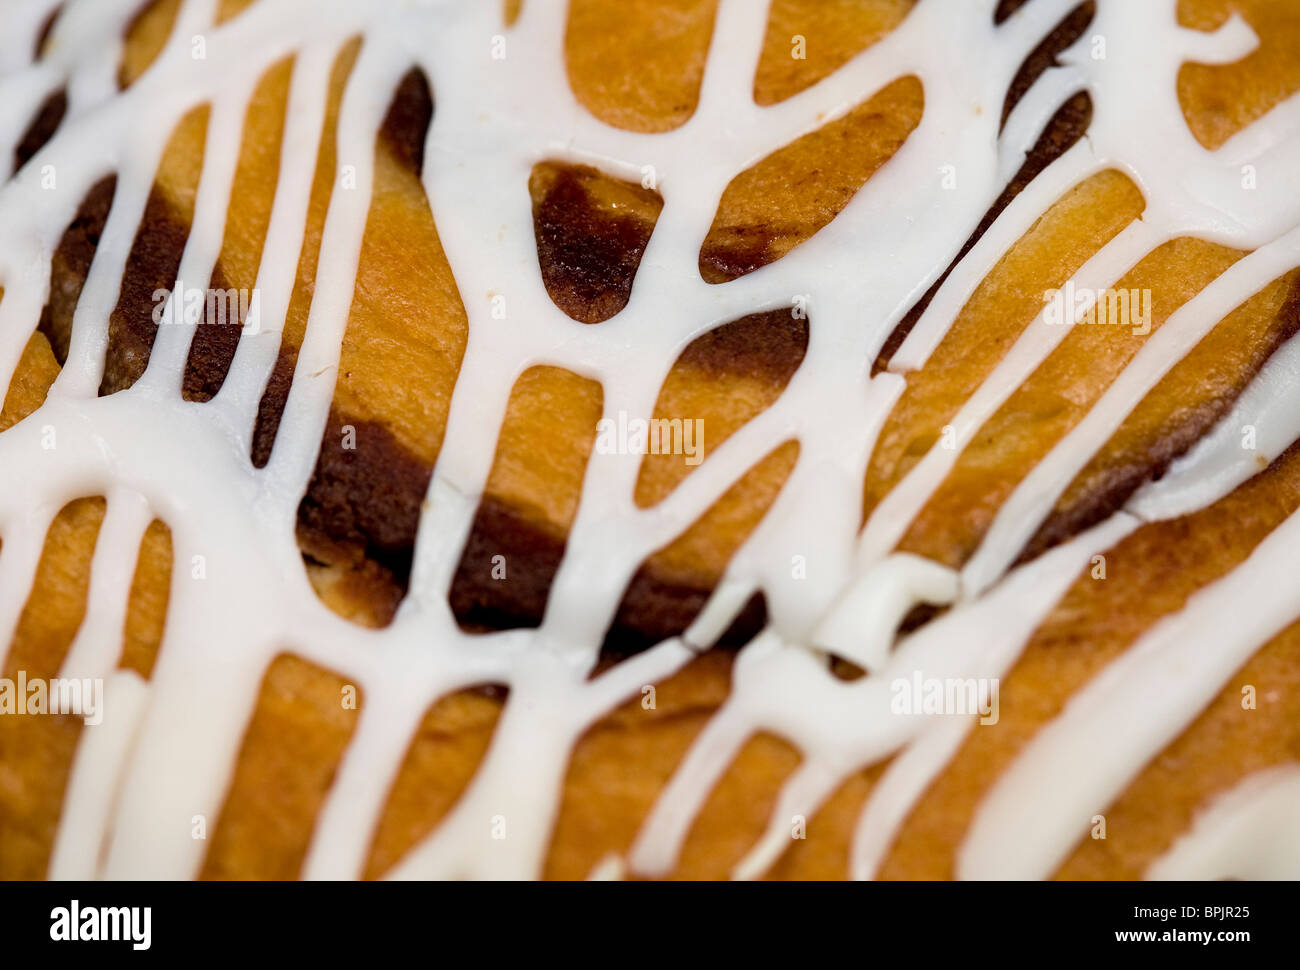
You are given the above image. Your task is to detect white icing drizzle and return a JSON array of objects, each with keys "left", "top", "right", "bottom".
[
  {"left": 0, "top": 0, "right": 1294, "bottom": 882},
  {"left": 1146, "top": 765, "right": 1300, "bottom": 880},
  {"left": 1130, "top": 327, "right": 1300, "bottom": 522},
  {"left": 959, "top": 507, "right": 1300, "bottom": 879},
  {"left": 49, "top": 669, "right": 151, "bottom": 880},
  {"left": 965, "top": 227, "right": 1300, "bottom": 596},
  {"left": 630, "top": 513, "right": 1135, "bottom": 878}
]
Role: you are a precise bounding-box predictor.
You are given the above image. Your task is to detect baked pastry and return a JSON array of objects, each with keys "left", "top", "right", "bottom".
[{"left": 1, "top": 0, "right": 1299, "bottom": 881}]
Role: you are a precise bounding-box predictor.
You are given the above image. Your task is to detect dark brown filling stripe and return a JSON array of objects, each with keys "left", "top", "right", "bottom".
[
  {"left": 98, "top": 184, "right": 193, "bottom": 396},
  {"left": 874, "top": 91, "right": 1092, "bottom": 373},
  {"left": 994, "top": 0, "right": 1031, "bottom": 26},
  {"left": 531, "top": 162, "right": 663, "bottom": 324},
  {"left": 874, "top": 0, "right": 1097, "bottom": 375},
  {"left": 179, "top": 261, "right": 243, "bottom": 402},
  {"left": 601, "top": 577, "right": 767, "bottom": 662},
  {"left": 14, "top": 89, "right": 67, "bottom": 173},
  {"left": 297, "top": 413, "right": 434, "bottom": 619},
  {"left": 673, "top": 307, "right": 810, "bottom": 383},
  {"left": 449, "top": 496, "right": 568, "bottom": 634},
  {"left": 40, "top": 175, "right": 116, "bottom": 363},
  {"left": 1000, "top": 2, "right": 1095, "bottom": 128},
  {"left": 380, "top": 68, "right": 434, "bottom": 176},
  {"left": 34, "top": 5, "right": 60, "bottom": 59}
]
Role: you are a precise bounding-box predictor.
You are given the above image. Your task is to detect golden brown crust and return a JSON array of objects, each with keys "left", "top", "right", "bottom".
[
  {"left": 1, "top": 332, "right": 60, "bottom": 432},
  {"left": 200, "top": 655, "right": 360, "bottom": 880},
  {"left": 565, "top": 0, "right": 719, "bottom": 134},
  {"left": 364, "top": 687, "right": 505, "bottom": 880},
  {"left": 0, "top": 500, "right": 104, "bottom": 879},
  {"left": 449, "top": 366, "right": 604, "bottom": 632},
  {"left": 1177, "top": 0, "right": 1300, "bottom": 150},
  {"left": 699, "top": 74, "right": 923, "bottom": 283},
  {"left": 753, "top": 0, "right": 917, "bottom": 107}
]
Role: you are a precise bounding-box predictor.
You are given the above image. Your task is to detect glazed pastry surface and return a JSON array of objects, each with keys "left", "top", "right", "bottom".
[{"left": 1, "top": 0, "right": 1299, "bottom": 881}]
